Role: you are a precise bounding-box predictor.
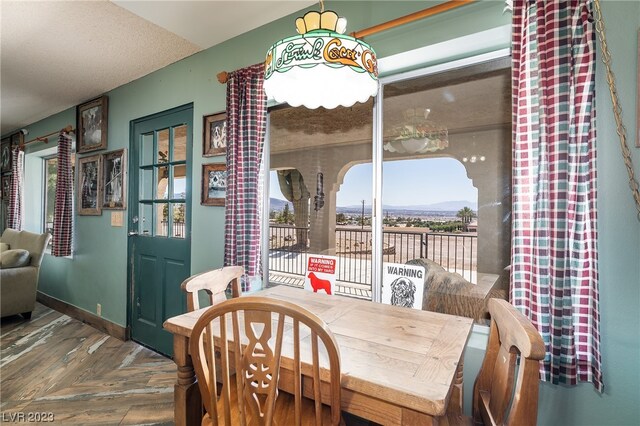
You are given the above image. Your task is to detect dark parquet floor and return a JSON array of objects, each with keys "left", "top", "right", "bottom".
[{"left": 1, "top": 303, "right": 175, "bottom": 425}]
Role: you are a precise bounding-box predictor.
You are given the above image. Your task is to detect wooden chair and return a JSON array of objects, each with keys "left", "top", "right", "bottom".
[
  {"left": 189, "top": 296, "right": 342, "bottom": 426},
  {"left": 181, "top": 266, "right": 244, "bottom": 312},
  {"left": 447, "top": 298, "right": 545, "bottom": 426}
]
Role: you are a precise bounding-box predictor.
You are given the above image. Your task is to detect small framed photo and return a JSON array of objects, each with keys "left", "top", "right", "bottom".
[
  {"left": 201, "top": 163, "right": 226, "bottom": 206},
  {"left": 1, "top": 175, "right": 10, "bottom": 200},
  {"left": 1, "top": 137, "right": 12, "bottom": 174},
  {"left": 77, "top": 96, "right": 108, "bottom": 153},
  {"left": 101, "top": 149, "right": 126, "bottom": 209},
  {"left": 77, "top": 154, "right": 102, "bottom": 215},
  {"left": 203, "top": 112, "right": 227, "bottom": 157}
]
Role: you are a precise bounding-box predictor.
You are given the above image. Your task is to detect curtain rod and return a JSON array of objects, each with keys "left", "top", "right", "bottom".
[
  {"left": 216, "top": 0, "right": 475, "bottom": 84},
  {"left": 21, "top": 125, "right": 74, "bottom": 150}
]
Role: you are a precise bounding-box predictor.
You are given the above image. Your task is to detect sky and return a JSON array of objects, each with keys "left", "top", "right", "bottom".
[{"left": 269, "top": 157, "right": 477, "bottom": 207}]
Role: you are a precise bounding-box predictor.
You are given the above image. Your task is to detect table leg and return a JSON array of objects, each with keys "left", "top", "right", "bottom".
[
  {"left": 173, "top": 334, "right": 202, "bottom": 426},
  {"left": 448, "top": 357, "right": 465, "bottom": 418}
]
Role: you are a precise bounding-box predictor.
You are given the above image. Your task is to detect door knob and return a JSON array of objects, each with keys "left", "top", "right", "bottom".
[{"left": 128, "top": 231, "right": 139, "bottom": 237}]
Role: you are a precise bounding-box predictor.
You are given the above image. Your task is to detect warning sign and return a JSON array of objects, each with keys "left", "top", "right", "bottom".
[
  {"left": 304, "top": 255, "right": 338, "bottom": 296},
  {"left": 381, "top": 262, "right": 425, "bottom": 310}
]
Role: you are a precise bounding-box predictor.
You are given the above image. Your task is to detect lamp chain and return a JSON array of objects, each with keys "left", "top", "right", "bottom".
[
  {"left": 593, "top": 0, "right": 640, "bottom": 221},
  {"left": 319, "top": 0, "right": 324, "bottom": 13}
]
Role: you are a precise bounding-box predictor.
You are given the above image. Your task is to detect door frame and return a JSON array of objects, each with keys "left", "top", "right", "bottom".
[{"left": 126, "top": 103, "right": 194, "bottom": 341}]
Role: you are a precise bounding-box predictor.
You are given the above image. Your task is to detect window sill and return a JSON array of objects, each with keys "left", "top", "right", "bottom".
[{"left": 45, "top": 248, "right": 74, "bottom": 260}]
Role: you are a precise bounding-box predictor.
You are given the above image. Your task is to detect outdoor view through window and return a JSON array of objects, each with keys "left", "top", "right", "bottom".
[{"left": 268, "top": 57, "right": 511, "bottom": 323}]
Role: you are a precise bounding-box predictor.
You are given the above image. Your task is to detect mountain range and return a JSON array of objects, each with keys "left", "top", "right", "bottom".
[{"left": 269, "top": 198, "right": 477, "bottom": 212}]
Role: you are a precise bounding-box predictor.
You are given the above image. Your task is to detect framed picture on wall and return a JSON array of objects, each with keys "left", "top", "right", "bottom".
[
  {"left": 201, "top": 163, "right": 226, "bottom": 206},
  {"left": 1, "top": 137, "right": 11, "bottom": 174},
  {"left": 77, "top": 154, "right": 102, "bottom": 215},
  {"left": 77, "top": 96, "right": 108, "bottom": 153},
  {"left": 203, "top": 112, "right": 227, "bottom": 157},
  {"left": 1, "top": 175, "right": 10, "bottom": 200},
  {"left": 101, "top": 149, "right": 126, "bottom": 209}
]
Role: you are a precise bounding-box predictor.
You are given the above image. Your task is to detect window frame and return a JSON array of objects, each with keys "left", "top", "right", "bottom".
[
  {"left": 374, "top": 48, "right": 512, "bottom": 303},
  {"left": 42, "top": 154, "right": 57, "bottom": 246},
  {"left": 262, "top": 27, "right": 512, "bottom": 334}
]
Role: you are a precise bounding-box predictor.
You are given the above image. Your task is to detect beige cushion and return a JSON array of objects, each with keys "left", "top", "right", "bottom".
[
  {"left": 0, "top": 249, "right": 31, "bottom": 269},
  {"left": 0, "top": 242, "right": 9, "bottom": 252}
]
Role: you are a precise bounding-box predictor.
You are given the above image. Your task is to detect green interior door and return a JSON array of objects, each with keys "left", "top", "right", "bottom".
[{"left": 129, "top": 104, "right": 192, "bottom": 356}]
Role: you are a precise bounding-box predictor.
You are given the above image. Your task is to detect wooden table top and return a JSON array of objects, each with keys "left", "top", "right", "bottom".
[{"left": 163, "top": 285, "right": 473, "bottom": 417}]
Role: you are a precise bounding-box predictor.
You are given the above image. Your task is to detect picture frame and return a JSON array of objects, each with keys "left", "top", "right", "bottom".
[
  {"left": 1, "top": 175, "right": 10, "bottom": 200},
  {"left": 201, "top": 163, "right": 226, "bottom": 206},
  {"left": 1, "top": 137, "right": 12, "bottom": 174},
  {"left": 77, "top": 154, "right": 102, "bottom": 215},
  {"left": 203, "top": 112, "right": 227, "bottom": 157},
  {"left": 77, "top": 96, "right": 108, "bottom": 153},
  {"left": 101, "top": 149, "right": 126, "bottom": 209}
]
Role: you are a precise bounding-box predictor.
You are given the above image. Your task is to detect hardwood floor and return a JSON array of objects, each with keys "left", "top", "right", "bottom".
[{"left": 1, "top": 303, "right": 175, "bottom": 425}]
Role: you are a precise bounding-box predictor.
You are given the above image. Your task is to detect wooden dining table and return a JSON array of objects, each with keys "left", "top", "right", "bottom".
[{"left": 163, "top": 285, "right": 473, "bottom": 426}]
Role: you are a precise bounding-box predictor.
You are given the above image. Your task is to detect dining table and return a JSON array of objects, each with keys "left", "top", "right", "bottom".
[{"left": 163, "top": 285, "right": 473, "bottom": 426}]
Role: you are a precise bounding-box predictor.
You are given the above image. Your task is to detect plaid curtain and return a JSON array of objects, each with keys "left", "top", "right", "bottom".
[
  {"left": 52, "top": 132, "right": 73, "bottom": 257},
  {"left": 7, "top": 146, "right": 24, "bottom": 230},
  {"left": 511, "top": 0, "right": 602, "bottom": 391},
  {"left": 223, "top": 63, "right": 267, "bottom": 290}
]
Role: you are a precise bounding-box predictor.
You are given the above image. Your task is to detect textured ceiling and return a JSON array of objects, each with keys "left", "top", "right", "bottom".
[
  {"left": 0, "top": 0, "right": 312, "bottom": 135},
  {"left": 1, "top": 1, "right": 200, "bottom": 134},
  {"left": 113, "top": 1, "right": 315, "bottom": 49}
]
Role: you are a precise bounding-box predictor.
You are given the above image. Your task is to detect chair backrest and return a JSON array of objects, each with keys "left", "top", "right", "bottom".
[
  {"left": 189, "top": 296, "right": 342, "bottom": 426},
  {"left": 1, "top": 229, "right": 51, "bottom": 268},
  {"left": 181, "top": 266, "right": 244, "bottom": 312},
  {"left": 473, "top": 299, "right": 545, "bottom": 426}
]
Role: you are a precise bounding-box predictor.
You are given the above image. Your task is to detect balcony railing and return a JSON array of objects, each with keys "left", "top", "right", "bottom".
[{"left": 268, "top": 225, "right": 477, "bottom": 286}]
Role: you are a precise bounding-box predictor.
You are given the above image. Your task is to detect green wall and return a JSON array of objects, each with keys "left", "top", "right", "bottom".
[
  {"left": 12, "top": 1, "right": 639, "bottom": 424},
  {"left": 535, "top": 2, "right": 640, "bottom": 424}
]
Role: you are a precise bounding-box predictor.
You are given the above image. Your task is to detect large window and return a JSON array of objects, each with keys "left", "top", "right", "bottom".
[
  {"left": 265, "top": 54, "right": 511, "bottom": 323},
  {"left": 43, "top": 153, "right": 75, "bottom": 247}
]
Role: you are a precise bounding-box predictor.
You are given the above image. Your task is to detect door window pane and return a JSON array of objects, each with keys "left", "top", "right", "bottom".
[
  {"left": 172, "top": 165, "right": 186, "bottom": 199},
  {"left": 156, "top": 166, "right": 168, "bottom": 199},
  {"left": 157, "top": 129, "right": 169, "bottom": 163},
  {"left": 171, "top": 203, "right": 186, "bottom": 238},
  {"left": 140, "top": 133, "right": 154, "bottom": 166},
  {"left": 172, "top": 125, "right": 187, "bottom": 162},
  {"left": 139, "top": 203, "right": 153, "bottom": 235},
  {"left": 139, "top": 169, "right": 153, "bottom": 200},
  {"left": 156, "top": 203, "right": 168, "bottom": 237}
]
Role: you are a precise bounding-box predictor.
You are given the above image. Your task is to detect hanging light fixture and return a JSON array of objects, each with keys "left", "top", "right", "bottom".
[
  {"left": 384, "top": 108, "right": 449, "bottom": 154},
  {"left": 264, "top": 2, "right": 378, "bottom": 109}
]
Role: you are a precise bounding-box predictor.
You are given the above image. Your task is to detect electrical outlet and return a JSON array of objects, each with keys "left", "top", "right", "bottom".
[{"left": 97, "top": 303, "right": 102, "bottom": 317}]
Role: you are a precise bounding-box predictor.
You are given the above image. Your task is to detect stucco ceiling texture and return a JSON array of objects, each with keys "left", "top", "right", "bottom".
[
  {"left": 1, "top": 0, "right": 201, "bottom": 134},
  {"left": 0, "top": 1, "right": 314, "bottom": 135},
  {"left": 113, "top": 1, "right": 315, "bottom": 49}
]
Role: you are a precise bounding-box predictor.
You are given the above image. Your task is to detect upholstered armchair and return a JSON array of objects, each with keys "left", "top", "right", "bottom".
[{"left": 0, "top": 229, "right": 51, "bottom": 319}]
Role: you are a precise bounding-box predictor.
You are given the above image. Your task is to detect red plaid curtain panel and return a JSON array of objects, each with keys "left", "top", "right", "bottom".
[
  {"left": 223, "top": 63, "right": 267, "bottom": 291},
  {"left": 52, "top": 133, "right": 73, "bottom": 257},
  {"left": 511, "top": 0, "right": 602, "bottom": 391},
  {"left": 7, "top": 146, "right": 24, "bottom": 230}
]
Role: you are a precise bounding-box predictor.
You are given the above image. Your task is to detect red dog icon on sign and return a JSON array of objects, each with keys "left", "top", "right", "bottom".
[{"left": 307, "top": 272, "right": 332, "bottom": 295}]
